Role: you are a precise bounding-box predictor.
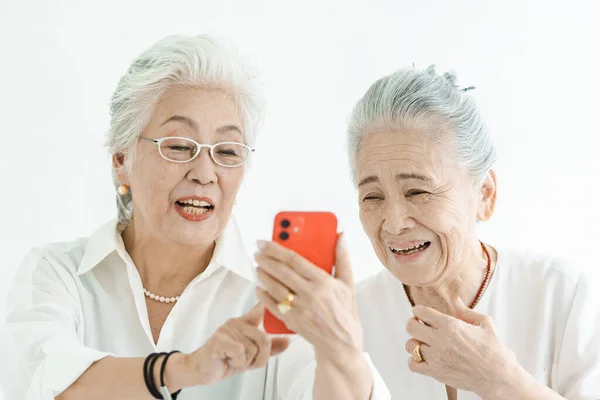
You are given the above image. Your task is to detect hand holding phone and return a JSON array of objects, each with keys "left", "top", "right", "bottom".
[{"left": 263, "top": 211, "right": 338, "bottom": 334}]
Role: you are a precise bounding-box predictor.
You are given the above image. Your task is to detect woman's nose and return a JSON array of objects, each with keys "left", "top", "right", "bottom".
[
  {"left": 186, "top": 147, "right": 218, "bottom": 185},
  {"left": 382, "top": 202, "right": 415, "bottom": 234}
]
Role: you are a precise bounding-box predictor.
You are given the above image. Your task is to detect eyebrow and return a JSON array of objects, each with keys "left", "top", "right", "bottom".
[
  {"left": 161, "top": 116, "right": 243, "bottom": 136},
  {"left": 161, "top": 115, "right": 197, "bottom": 130},
  {"left": 358, "top": 173, "right": 432, "bottom": 187},
  {"left": 216, "top": 125, "right": 243, "bottom": 136}
]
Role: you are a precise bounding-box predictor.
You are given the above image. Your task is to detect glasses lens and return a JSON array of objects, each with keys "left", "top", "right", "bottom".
[
  {"left": 159, "top": 138, "right": 198, "bottom": 161},
  {"left": 213, "top": 143, "right": 250, "bottom": 166}
]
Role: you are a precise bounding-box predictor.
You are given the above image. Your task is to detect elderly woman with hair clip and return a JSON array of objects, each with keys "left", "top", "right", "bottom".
[
  {"left": 0, "top": 35, "right": 390, "bottom": 400},
  {"left": 349, "top": 66, "right": 600, "bottom": 399},
  {"left": 258, "top": 65, "right": 600, "bottom": 400}
]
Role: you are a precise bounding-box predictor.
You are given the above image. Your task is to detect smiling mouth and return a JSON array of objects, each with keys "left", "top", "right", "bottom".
[
  {"left": 175, "top": 199, "right": 214, "bottom": 215},
  {"left": 390, "top": 241, "right": 431, "bottom": 255}
]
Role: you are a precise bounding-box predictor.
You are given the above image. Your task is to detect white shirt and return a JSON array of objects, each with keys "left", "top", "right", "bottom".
[
  {"left": 357, "top": 249, "right": 600, "bottom": 400},
  {"left": 1, "top": 218, "right": 390, "bottom": 400}
]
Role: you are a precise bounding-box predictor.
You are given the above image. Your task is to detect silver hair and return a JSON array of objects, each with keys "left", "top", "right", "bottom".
[
  {"left": 106, "top": 34, "right": 265, "bottom": 224},
  {"left": 347, "top": 65, "right": 496, "bottom": 188}
]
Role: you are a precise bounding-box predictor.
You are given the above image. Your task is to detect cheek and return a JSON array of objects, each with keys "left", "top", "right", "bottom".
[
  {"left": 217, "top": 169, "right": 245, "bottom": 198},
  {"left": 416, "top": 197, "right": 474, "bottom": 238},
  {"left": 359, "top": 205, "right": 383, "bottom": 241},
  {"left": 131, "top": 156, "right": 176, "bottom": 198}
]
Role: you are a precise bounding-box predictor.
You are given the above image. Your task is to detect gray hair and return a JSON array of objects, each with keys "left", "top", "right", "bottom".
[
  {"left": 106, "top": 34, "right": 265, "bottom": 224},
  {"left": 347, "top": 65, "right": 496, "bottom": 188}
]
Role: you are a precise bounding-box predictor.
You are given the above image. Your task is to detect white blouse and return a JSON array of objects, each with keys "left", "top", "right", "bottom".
[
  {"left": 1, "top": 218, "right": 390, "bottom": 400},
  {"left": 357, "top": 248, "right": 600, "bottom": 400}
]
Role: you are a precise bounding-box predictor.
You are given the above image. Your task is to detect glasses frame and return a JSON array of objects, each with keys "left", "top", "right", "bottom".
[{"left": 140, "top": 136, "right": 254, "bottom": 167}]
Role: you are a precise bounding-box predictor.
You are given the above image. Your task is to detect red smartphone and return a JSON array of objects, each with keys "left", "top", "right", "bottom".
[{"left": 263, "top": 211, "right": 338, "bottom": 334}]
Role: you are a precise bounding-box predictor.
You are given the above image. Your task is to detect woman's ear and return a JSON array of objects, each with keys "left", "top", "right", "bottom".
[
  {"left": 476, "top": 170, "right": 497, "bottom": 222},
  {"left": 112, "top": 152, "right": 129, "bottom": 185}
]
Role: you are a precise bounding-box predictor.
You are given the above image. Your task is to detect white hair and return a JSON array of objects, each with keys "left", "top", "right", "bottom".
[
  {"left": 347, "top": 65, "right": 496, "bottom": 187},
  {"left": 106, "top": 34, "right": 265, "bottom": 224}
]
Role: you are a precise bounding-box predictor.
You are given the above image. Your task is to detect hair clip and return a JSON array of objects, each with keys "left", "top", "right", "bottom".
[{"left": 461, "top": 86, "right": 476, "bottom": 92}]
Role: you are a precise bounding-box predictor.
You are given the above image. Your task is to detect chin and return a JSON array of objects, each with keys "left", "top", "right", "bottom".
[
  {"left": 165, "top": 215, "right": 223, "bottom": 247},
  {"left": 377, "top": 245, "right": 439, "bottom": 286}
]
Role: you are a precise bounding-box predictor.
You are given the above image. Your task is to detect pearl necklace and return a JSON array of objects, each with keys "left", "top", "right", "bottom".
[{"left": 143, "top": 288, "right": 181, "bottom": 303}]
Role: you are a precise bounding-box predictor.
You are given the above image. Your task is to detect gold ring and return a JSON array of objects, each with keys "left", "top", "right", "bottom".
[
  {"left": 277, "top": 291, "right": 295, "bottom": 315},
  {"left": 412, "top": 343, "right": 424, "bottom": 363}
]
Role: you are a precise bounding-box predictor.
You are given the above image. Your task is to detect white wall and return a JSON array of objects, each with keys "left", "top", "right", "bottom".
[{"left": 0, "top": 0, "right": 598, "bottom": 372}]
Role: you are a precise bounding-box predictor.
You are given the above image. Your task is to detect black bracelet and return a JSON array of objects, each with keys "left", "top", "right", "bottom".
[
  {"left": 159, "top": 351, "right": 182, "bottom": 399},
  {"left": 143, "top": 353, "right": 157, "bottom": 398},
  {"left": 144, "top": 352, "right": 166, "bottom": 399}
]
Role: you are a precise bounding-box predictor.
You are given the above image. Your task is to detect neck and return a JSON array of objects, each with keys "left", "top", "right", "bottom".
[
  {"left": 407, "top": 241, "right": 496, "bottom": 315},
  {"left": 121, "top": 222, "right": 215, "bottom": 295}
]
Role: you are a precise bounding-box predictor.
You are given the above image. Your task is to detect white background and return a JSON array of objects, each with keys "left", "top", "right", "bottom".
[{"left": 0, "top": 0, "right": 598, "bottom": 384}]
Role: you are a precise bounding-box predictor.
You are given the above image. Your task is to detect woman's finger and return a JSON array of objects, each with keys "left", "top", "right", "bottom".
[
  {"left": 256, "top": 287, "right": 289, "bottom": 321},
  {"left": 228, "top": 325, "right": 259, "bottom": 369},
  {"left": 405, "top": 338, "right": 431, "bottom": 360},
  {"left": 256, "top": 267, "right": 304, "bottom": 305},
  {"left": 238, "top": 323, "right": 271, "bottom": 368},
  {"left": 407, "top": 355, "right": 430, "bottom": 375},
  {"left": 333, "top": 232, "right": 354, "bottom": 287},
  {"left": 255, "top": 252, "right": 311, "bottom": 296},
  {"left": 412, "top": 304, "right": 454, "bottom": 329},
  {"left": 217, "top": 335, "right": 253, "bottom": 370},
  {"left": 270, "top": 336, "right": 291, "bottom": 356},
  {"left": 256, "top": 240, "right": 329, "bottom": 282},
  {"left": 405, "top": 317, "right": 436, "bottom": 344}
]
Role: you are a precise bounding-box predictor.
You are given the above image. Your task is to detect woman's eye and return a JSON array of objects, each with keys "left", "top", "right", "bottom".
[
  {"left": 406, "top": 190, "right": 429, "bottom": 197},
  {"left": 168, "top": 145, "right": 192, "bottom": 152},
  {"left": 363, "top": 196, "right": 382, "bottom": 201}
]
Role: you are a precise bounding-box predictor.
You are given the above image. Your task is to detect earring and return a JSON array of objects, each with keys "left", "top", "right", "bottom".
[{"left": 117, "top": 184, "right": 129, "bottom": 196}]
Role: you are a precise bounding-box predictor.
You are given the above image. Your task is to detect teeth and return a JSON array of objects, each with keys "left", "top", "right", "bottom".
[
  {"left": 179, "top": 199, "right": 212, "bottom": 207},
  {"left": 390, "top": 242, "right": 429, "bottom": 255},
  {"left": 182, "top": 206, "right": 210, "bottom": 215}
]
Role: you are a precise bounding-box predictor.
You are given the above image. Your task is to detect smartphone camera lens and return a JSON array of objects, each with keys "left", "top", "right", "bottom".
[
  {"left": 281, "top": 219, "right": 290, "bottom": 228},
  {"left": 279, "top": 231, "right": 289, "bottom": 240}
]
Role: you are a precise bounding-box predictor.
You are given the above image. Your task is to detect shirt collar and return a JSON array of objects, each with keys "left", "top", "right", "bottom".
[
  {"left": 77, "top": 219, "right": 121, "bottom": 275},
  {"left": 77, "top": 216, "right": 255, "bottom": 283},
  {"left": 212, "top": 216, "right": 255, "bottom": 282}
]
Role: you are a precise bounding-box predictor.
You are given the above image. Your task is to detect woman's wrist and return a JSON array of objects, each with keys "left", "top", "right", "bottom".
[
  {"left": 163, "top": 352, "right": 197, "bottom": 391},
  {"left": 315, "top": 350, "right": 373, "bottom": 399},
  {"left": 315, "top": 347, "right": 366, "bottom": 377},
  {"left": 479, "top": 363, "right": 542, "bottom": 400},
  {"left": 314, "top": 341, "right": 363, "bottom": 369}
]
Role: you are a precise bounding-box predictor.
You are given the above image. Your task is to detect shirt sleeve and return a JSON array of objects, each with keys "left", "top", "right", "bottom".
[
  {"left": 1, "top": 249, "right": 112, "bottom": 400},
  {"left": 274, "top": 336, "right": 390, "bottom": 400},
  {"left": 556, "top": 272, "right": 600, "bottom": 399}
]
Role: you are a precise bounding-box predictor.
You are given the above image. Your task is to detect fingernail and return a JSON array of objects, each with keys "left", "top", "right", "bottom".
[
  {"left": 253, "top": 251, "right": 261, "bottom": 260},
  {"left": 256, "top": 240, "right": 268, "bottom": 250}
]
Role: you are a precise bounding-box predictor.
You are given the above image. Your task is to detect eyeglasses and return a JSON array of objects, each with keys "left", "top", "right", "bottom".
[{"left": 140, "top": 136, "right": 254, "bottom": 167}]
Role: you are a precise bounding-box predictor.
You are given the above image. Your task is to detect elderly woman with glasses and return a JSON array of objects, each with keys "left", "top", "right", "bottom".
[
  {"left": 258, "top": 65, "right": 600, "bottom": 400},
  {"left": 1, "top": 35, "right": 389, "bottom": 400}
]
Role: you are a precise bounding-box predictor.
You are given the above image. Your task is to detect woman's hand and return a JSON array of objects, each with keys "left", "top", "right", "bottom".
[
  {"left": 179, "top": 304, "right": 290, "bottom": 386},
  {"left": 254, "top": 234, "right": 364, "bottom": 365},
  {"left": 405, "top": 300, "right": 526, "bottom": 398}
]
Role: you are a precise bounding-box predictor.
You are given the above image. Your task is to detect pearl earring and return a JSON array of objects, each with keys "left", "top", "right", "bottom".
[{"left": 117, "top": 184, "right": 129, "bottom": 196}]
